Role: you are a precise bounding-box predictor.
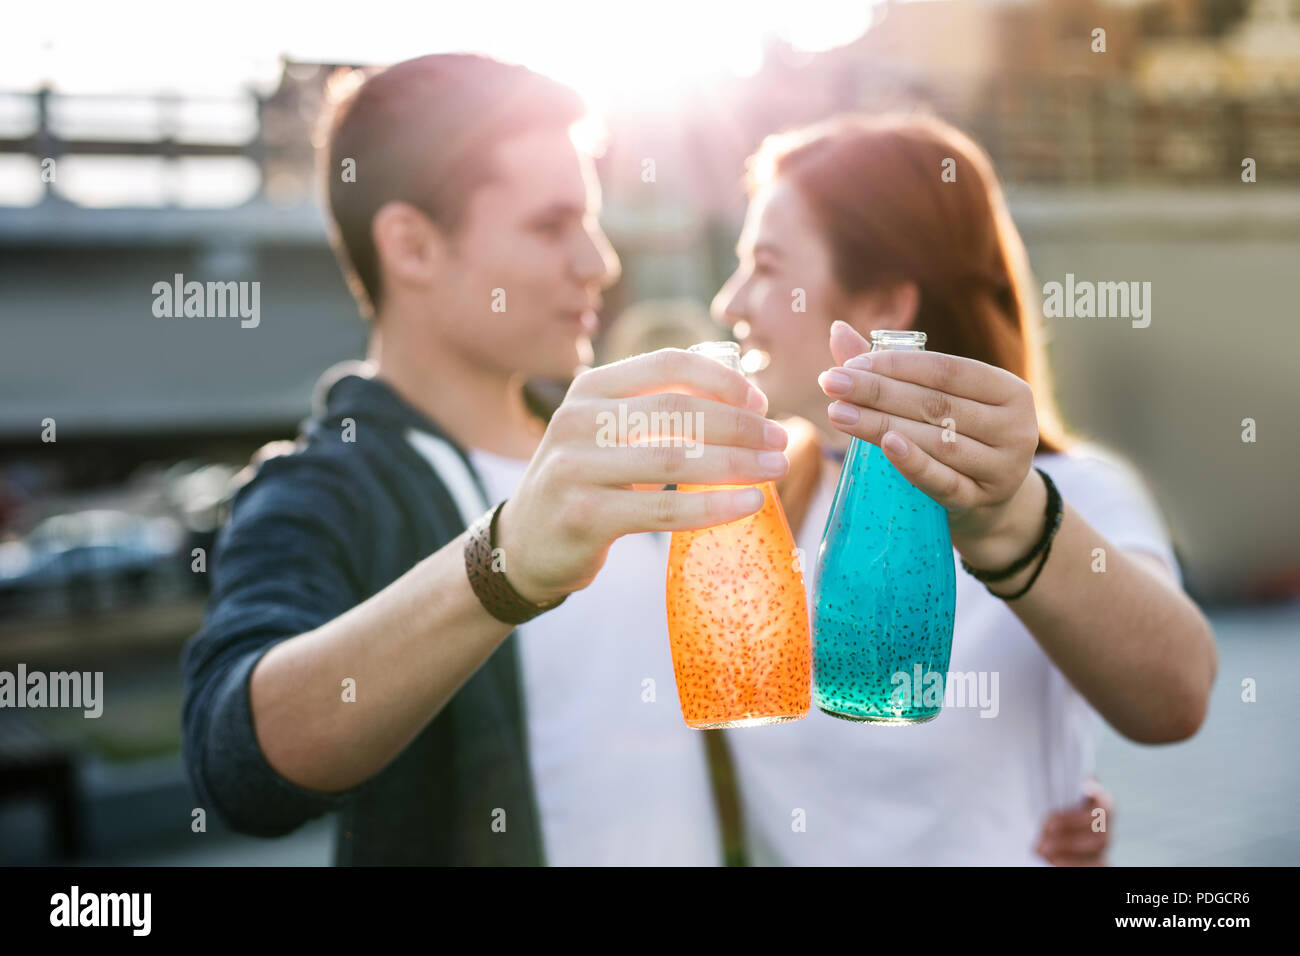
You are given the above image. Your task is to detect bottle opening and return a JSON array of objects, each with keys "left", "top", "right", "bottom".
[
  {"left": 870, "top": 329, "right": 927, "bottom": 351},
  {"left": 689, "top": 340, "right": 744, "bottom": 372}
]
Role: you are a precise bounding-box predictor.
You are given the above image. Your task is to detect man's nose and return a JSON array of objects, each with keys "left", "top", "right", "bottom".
[{"left": 575, "top": 225, "right": 621, "bottom": 290}]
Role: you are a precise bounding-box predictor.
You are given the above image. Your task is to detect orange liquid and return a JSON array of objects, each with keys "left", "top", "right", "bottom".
[{"left": 665, "top": 480, "right": 812, "bottom": 728}]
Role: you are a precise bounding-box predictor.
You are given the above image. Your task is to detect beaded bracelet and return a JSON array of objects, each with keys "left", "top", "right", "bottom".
[{"left": 959, "top": 467, "right": 1062, "bottom": 600}]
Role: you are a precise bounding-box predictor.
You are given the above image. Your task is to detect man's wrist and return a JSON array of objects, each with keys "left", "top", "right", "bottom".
[
  {"left": 491, "top": 497, "right": 565, "bottom": 606},
  {"left": 463, "top": 499, "right": 567, "bottom": 624}
]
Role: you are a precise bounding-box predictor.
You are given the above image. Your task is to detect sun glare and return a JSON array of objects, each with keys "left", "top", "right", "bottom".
[
  {"left": 2, "top": 0, "right": 877, "bottom": 108},
  {"left": 0, "top": 0, "right": 879, "bottom": 206},
  {"left": 504, "top": 1, "right": 877, "bottom": 119}
]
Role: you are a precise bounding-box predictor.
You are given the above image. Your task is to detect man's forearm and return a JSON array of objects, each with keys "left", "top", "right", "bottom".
[{"left": 248, "top": 527, "right": 514, "bottom": 793}]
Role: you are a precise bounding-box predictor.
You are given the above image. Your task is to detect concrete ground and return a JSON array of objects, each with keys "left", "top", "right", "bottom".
[{"left": 1095, "top": 598, "right": 1300, "bottom": 866}]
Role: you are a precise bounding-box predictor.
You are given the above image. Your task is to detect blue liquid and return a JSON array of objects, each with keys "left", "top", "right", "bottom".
[{"left": 812, "top": 438, "right": 957, "bottom": 723}]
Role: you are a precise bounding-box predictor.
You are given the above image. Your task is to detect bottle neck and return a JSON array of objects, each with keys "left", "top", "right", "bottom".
[
  {"left": 688, "top": 341, "right": 744, "bottom": 373},
  {"left": 870, "top": 329, "right": 927, "bottom": 352}
]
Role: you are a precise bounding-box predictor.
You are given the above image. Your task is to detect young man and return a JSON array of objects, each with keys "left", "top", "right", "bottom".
[{"left": 180, "top": 53, "right": 789, "bottom": 865}]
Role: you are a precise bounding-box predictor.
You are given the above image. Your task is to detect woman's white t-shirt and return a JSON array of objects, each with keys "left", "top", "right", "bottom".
[{"left": 726, "top": 442, "right": 1183, "bottom": 866}]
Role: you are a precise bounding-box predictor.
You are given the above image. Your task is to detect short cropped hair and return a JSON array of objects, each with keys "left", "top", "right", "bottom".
[{"left": 319, "top": 53, "right": 586, "bottom": 318}]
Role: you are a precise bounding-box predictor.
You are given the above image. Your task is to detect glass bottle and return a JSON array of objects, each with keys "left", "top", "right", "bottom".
[
  {"left": 812, "top": 329, "right": 957, "bottom": 723},
  {"left": 665, "top": 341, "right": 812, "bottom": 728}
]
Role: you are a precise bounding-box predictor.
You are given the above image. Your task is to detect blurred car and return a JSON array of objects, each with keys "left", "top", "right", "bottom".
[{"left": 0, "top": 510, "right": 184, "bottom": 616}]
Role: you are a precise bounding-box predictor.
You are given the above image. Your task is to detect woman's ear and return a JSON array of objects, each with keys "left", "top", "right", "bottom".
[
  {"left": 889, "top": 281, "right": 920, "bottom": 327},
  {"left": 843, "top": 281, "right": 920, "bottom": 340}
]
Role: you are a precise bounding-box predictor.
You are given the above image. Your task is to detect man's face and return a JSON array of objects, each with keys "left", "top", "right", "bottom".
[
  {"left": 431, "top": 128, "right": 621, "bottom": 381},
  {"left": 711, "top": 177, "right": 843, "bottom": 421}
]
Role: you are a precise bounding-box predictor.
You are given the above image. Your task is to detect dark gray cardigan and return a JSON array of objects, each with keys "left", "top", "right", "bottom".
[{"left": 180, "top": 367, "right": 545, "bottom": 864}]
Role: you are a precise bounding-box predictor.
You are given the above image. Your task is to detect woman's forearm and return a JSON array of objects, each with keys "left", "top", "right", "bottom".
[{"left": 955, "top": 469, "right": 1218, "bottom": 744}]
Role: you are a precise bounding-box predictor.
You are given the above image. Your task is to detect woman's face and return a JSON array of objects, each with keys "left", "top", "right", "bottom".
[{"left": 711, "top": 177, "right": 849, "bottom": 424}]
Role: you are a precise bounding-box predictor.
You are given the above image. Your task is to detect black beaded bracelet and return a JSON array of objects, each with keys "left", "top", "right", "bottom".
[
  {"left": 984, "top": 535, "right": 1055, "bottom": 601},
  {"left": 959, "top": 467, "right": 1062, "bottom": 599}
]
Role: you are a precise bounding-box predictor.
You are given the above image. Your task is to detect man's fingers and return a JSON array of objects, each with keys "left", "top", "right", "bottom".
[
  {"left": 1040, "top": 849, "right": 1108, "bottom": 867},
  {"left": 1038, "top": 810, "right": 1110, "bottom": 866},
  {"left": 552, "top": 393, "right": 786, "bottom": 453},
  {"left": 581, "top": 442, "right": 790, "bottom": 487},
  {"left": 1044, "top": 808, "right": 1101, "bottom": 834},
  {"left": 567, "top": 347, "right": 767, "bottom": 414},
  {"left": 1083, "top": 778, "right": 1115, "bottom": 811},
  {"left": 1037, "top": 825, "right": 1109, "bottom": 866},
  {"left": 593, "top": 486, "right": 769, "bottom": 535}
]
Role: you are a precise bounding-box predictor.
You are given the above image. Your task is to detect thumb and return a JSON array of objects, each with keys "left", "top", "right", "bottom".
[
  {"left": 1082, "top": 777, "right": 1112, "bottom": 808},
  {"left": 830, "top": 320, "right": 872, "bottom": 367}
]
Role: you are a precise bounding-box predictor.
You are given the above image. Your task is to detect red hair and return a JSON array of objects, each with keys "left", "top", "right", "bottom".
[{"left": 748, "top": 113, "right": 1074, "bottom": 455}]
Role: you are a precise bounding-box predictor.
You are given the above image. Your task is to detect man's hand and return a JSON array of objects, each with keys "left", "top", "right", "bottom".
[
  {"left": 496, "top": 348, "right": 790, "bottom": 603},
  {"left": 1035, "top": 778, "right": 1114, "bottom": 866}
]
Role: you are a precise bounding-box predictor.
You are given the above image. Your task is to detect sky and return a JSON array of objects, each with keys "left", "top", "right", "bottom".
[{"left": 1, "top": 0, "right": 882, "bottom": 116}]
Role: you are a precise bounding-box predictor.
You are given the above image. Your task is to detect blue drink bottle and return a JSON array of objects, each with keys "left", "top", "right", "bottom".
[{"left": 812, "top": 329, "right": 957, "bottom": 723}]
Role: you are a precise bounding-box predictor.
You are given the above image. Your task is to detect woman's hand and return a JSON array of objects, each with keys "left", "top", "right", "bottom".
[
  {"left": 1035, "top": 779, "right": 1114, "bottom": 866},
  {"left": 818, "top": 321, "right": 1042, "bottom": 568}
]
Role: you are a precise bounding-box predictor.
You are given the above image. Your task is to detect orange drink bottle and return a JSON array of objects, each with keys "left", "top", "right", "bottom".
[{"left": 664, "top": 341, "right": 812, "bottom": 728}]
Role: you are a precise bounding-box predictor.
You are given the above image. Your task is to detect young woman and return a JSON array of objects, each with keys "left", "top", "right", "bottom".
[{"left": 711, "top": 113, "right": 1217, "bottom": 865}]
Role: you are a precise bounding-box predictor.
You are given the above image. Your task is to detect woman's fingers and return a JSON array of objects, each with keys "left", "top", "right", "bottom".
[
  {"left": 821, "top": 325, "right": 1039, "bottom": 511},
  {"left": 825, "top": 399, "right": 1004, "bottom": 488},
  {"left": 845, "top": 349, "right": 1025, "bottom": 405},
  {"left": 828, "top": 321, "right": 1025, "bottom": 406},
  {"left": 861, "top": 428, "right": 984, "bottom": 511},
  {"left": 818, "top": 364, "right": 1006, "bottom": 443},
  {"left": 829, "top": 320, "right": 872, "bottom": 367}
]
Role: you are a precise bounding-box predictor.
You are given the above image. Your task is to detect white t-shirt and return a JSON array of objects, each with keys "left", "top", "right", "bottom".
[
  {"left": 407, "top": 432, "right": 723, "bottom": 866},
  {"left": 726, "top": 441, "right": 1183, "bottom": 866}
]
